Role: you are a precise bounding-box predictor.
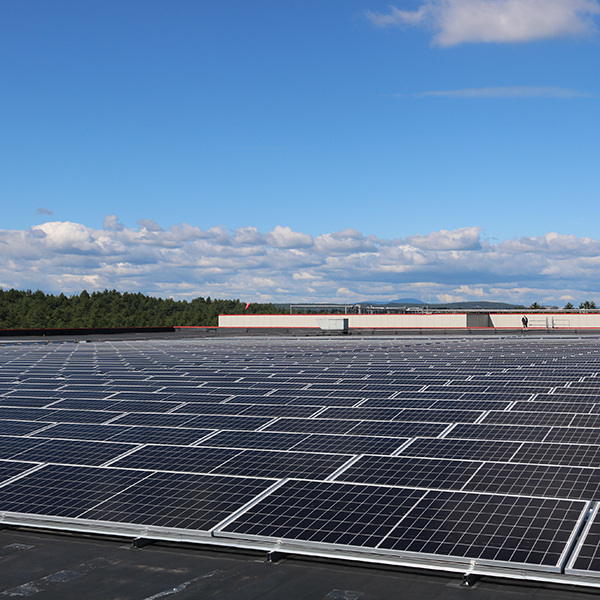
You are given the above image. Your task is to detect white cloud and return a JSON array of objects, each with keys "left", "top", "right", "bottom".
[
  {"left": 405, "top": 226, "right": 482, "bottom": 250},
  {"left": 293, "top": 271, "right": 320, "bottom": 280},
  {"left": 366, "top": 0, "right": 600, "bottom": 46},
  {"left": 412, "top": 86, "right": 590, "bottom": 98},
  {"left": 437, "top": 293, "right": 466, "bottom": 303},
  {"left": 31, "top": 221, "right": 97, "bottom": 253},
  {"left": 232, "top": 226, "right": 266, "bottom": 246},
  {"left": 2, "top": 219, "right": 600, "bottom": 305},
  {"left": 264, "top": 225, "right": 313, "bottom": 249},
  {"left": 103, "top": 215, "right": 124, "bottom": 231},
  {"left": 137, "top": 219, "right": 164, "bottom": 232},
  {"left": 455, "top": 285, "right": 485, "bottom": 296},
  {"left": 336, "top": 287, "right": 353, "bottom": 297}
]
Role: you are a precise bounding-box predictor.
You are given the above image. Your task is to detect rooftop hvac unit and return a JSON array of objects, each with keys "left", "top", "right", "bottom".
[{"left": 316, "top": 318, "right": 349, "bottom": 332}]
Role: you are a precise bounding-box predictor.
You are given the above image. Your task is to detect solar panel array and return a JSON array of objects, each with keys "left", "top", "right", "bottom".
[{"left": 2, "top": 335, "right": 600, "bottom": 585}]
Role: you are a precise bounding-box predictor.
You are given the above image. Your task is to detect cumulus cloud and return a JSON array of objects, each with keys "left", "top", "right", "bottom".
[
  {"left": 103, "top": 215, "right": 124, "bottom": 231},
  {"left": 366, "top": 0, "right": 600, "bottom": 46},
  {"left": 1, "top": 218, "right": 600, "bottom": 305},
  {"left": 264, "top": 225, "right": 313, "bottom": 249},
  {"left": 405, "top": 227, "right": 482, "bottom": 250},
  {"left": 137, "top": 219, "right": 164, "bottom": 232}
]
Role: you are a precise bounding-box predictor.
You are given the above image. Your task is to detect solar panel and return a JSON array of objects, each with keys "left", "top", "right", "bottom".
[
  {"left": 349, "top": 421, "right": 450, "bottom": 438},
  {"left": 397, "top": 438, "right": 523, "bottom": 462},
  {"left": 510, "top": 442, "right": 600, "bottom": 468},
  {"left": 462, "top": 461, "right": 600, "bottom": 500},
  {"left": 289, "top": 433, "right": 408, "bottom": 456},
  {"left": 262, "top": 417, "right": 357, "bottom": 435},
  {"left": 566, "top": 505, "right": 600, "bottom": 578},
  {"left": 207, "top": 449, "right": 352, "bottom": 480},
  {"left": 0, "top": 460, "right": 40, "bottom": 484},
  {"left": 334, "top": 455, "right": 481, "bottom": 490},
  {"left": 195, "top": 430, "right": 309, "bottom": 451},
  {"left": 481, "top": 411, "right": 578, "bottom": 427},
  {"left": 109, "top": 444, "right": 244, "bottom": 473},
  {"left": 377, "top": 491, "right": 587, "bottom": 569},
  {"left": 31, "top": 423, "right": 131, "bottom": 441},
  {"left": 80, "top": 472, "right": 277, "bottom": 531},
  {"left": 0, "top": 419, "right": 53, "bottom": 436},
  {"left": 445, "top": 423, "right": 551, "bottom": 442},
  {"left": 10, "top": 438, "right": 138, "bottom": 466},
  {"left": 110, "top": 412, "right": 199, "bottom": 428},
  {"left": 2, "top": 334, "right": 600, "bottom": 586},
  {"left": 544, "top": 427, "right": 600, "bottom": 445},
  {"left": 217, "top": 479, "right": 427, "bottom": 547},
  {"left": 2, "top": 394, "right": 60, "bottom": 404},
  {"left": 0, "top": 464, "right": 150, "bottom": 517}
]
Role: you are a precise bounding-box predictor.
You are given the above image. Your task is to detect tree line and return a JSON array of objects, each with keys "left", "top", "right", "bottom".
[
  {"left": 529, "top": 301, "right": 597, "bottom": 310},
  {"left": 0, "top": 288, "right": 285, "bottom": 329}
]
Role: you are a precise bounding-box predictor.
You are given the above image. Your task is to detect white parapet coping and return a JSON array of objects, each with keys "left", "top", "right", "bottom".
[
  {"left": 219, "top": 313, "right": 468, "bottom": 329},
  {"left": 218, "top": 312, "right": 600, "bottom": 330}
]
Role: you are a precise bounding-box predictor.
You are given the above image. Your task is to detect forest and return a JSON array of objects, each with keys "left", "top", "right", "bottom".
[{"left": 0, "top": 289, "right": 285, "bottom": 329}]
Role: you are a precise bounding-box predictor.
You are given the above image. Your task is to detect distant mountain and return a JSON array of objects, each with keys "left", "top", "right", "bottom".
[
  {"left": 276, "top": 300, "right": 524, "bottom": 311},
  {"left": 425, "top": 301, "right": 519, "bottom": 310},
  {"left": 360, "top": 298, "right": 424, "bottom": 305},
  {"left": 360, "top": 300, "right": 521, "bottom": 309}
]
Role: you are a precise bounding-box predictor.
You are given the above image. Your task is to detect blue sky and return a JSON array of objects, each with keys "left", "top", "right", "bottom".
[{"left": 1, "top": 0, "right": 600, "bottom": 304}]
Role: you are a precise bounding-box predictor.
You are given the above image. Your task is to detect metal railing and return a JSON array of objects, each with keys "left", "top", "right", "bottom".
[{"left": 527, "top": 318, "right": 571, "bottom": 329}]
